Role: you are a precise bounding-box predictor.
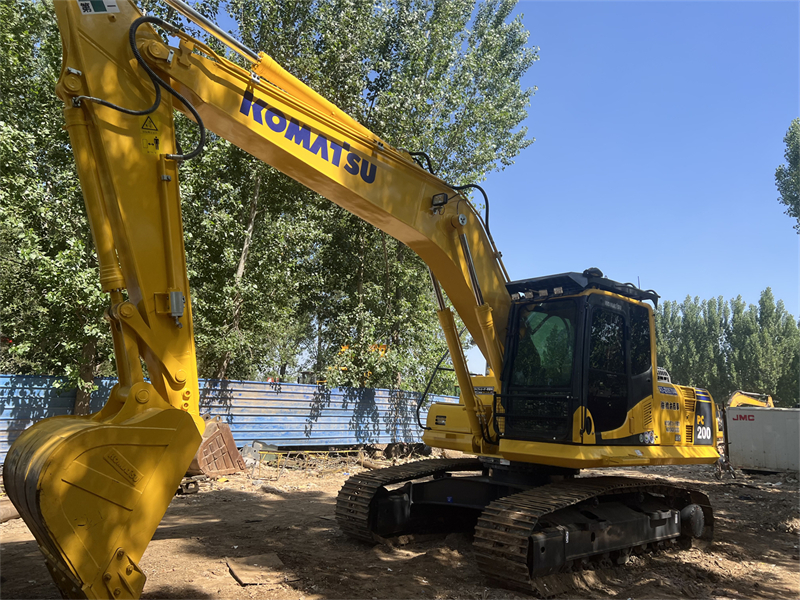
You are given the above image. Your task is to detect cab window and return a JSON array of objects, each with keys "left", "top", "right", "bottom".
[
  {"left": 587, "top": 307, "right": 628, "bottom": 432},
  {"left": 510, "top": 301, "right": 577, "bottom": 389},
  {"left": 630, "top": 304, "right": 652, "bottom": 375}
]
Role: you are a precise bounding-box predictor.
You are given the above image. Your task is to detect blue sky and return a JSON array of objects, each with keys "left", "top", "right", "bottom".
[
  {"left": 466, "top": 0, "right": 799, "bottom": 371},
  {"left": 488, "top": 0, "right": 798, "bottom": 309}
]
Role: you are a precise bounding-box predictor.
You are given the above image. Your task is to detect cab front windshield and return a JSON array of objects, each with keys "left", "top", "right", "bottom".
[{"left": 510, "top": 300, "right": 577, "bottom": 389}]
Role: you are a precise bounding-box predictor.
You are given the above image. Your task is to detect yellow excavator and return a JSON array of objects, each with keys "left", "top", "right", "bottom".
[
  {"left": 727, "top": 390, "right": 774, "bottom": 408},
  {"left": 3, "top": 1, "right": 721, "bottom": 598}
]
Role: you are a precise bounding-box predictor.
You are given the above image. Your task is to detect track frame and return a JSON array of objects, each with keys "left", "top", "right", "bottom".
[{"left": 336, "top": 459, "right": 713, "bottom": 597}]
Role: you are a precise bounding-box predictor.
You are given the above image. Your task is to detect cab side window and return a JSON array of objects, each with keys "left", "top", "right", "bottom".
[
  {"left": 630, "top": 305, "right": 652, "bottom": 375},
  {"left": 587, "top": 308, "right": 628, "bottom": 432}
]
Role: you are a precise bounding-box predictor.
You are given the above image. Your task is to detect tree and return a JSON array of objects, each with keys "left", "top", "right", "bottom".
[
  {"left": 775, "top": 118, "right": 800, "bottom": 233},
  {"left": 0, "top": 0, "right": 114, "bottom": 413},
  {"left": 656, "top": 289, "right": 799, "bottom": 407},
  {"left": 2, "top": 0, "right": 538, "bottom": 402},
  {"left": 186, "top": 0, "right": 538, "bottom": 391},
  {"left": 656, "top": 296, "right": 729, "bottom": 397},
  {"left": 726, "top": 289, "right": 800, "bottom": 403},
  {"left": 176, "top": 132, "right": 324, "bottom": 382}
]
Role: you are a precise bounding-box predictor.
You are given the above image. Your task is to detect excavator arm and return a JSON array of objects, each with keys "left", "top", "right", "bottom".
[{"left": 4, "top": 1, "right": 511, "bottom": 597}]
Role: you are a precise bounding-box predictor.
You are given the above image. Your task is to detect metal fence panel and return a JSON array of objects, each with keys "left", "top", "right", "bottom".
[
  {"left": 198, "top": 379, "right": 454, "bottom": 447},
  {"left": 0, "top": 375, "right": 457, "bottom": 464},
  {"left": 0, "top": 374, "right": 74, "bottom": 466}
]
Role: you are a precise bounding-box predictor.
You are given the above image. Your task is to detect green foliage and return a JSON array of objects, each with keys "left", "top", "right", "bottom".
[
  {"left": 1, "top": 0, "right": 537, "bottom": 399},
  {"left": 226, "top": 0, "right": 537, "bottom": 183},
  {"left": 3, "top": 0, "right": 796, "bottom": 425},
  {"left": 176, "top": 133, "right": 322, "bottom": 381},
  {"left": 775, "top": 118, "right": 800, "bottom": 233},
  {"left": 655, "top": 289, "right": 799, "bottom": 407},
  {"left": 175, "top": 0, "right": 538, "bottom": 392},
  {"left": 0, "top": 1, "right": 114, "bottom": 405}
]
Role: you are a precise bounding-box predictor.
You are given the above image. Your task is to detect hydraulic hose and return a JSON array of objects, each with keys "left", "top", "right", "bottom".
[{"left": 73, "top": 16, "right": 206, "bottom": 161}]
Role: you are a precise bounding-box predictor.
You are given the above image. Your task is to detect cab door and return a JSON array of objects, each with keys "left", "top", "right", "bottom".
[
  {"left": 583, "top": 297, "right": 629, "bottom": 436},
  {"left": 582, "top": 296, "right": 654, "bottom": 441},
  {"left": 628, "top": 302, "right": 655, "bottom": 422}
]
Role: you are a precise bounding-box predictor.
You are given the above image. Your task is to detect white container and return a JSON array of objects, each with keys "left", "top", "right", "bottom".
[{"left": 727, "top": 406, "right": 800, "bottom": 472}]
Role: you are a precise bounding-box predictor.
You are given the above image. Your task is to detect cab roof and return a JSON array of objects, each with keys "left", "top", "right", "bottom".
[{"left": 506, "top": 269, "right": 660, "bottom": 306}]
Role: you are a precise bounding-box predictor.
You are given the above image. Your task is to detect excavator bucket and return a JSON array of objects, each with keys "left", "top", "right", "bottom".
[
  {"left": 187, "top": 416, "right": 245, "bottom": 477},
  {"left": 2, "top": 384, "right": 201, "bottom": 599}
]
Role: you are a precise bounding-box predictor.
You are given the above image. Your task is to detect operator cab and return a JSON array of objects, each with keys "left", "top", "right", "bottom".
[{"left": 501, "top": 269, "right": 659, "bottom": 444}]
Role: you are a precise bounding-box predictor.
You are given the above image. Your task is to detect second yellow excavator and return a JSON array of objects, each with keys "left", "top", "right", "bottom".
[
  {"left": 727, "top": 390, "right": 774, "bottom": 408},
  {"left": 3, "top": 1, "right": 720, "bottom": 598}
]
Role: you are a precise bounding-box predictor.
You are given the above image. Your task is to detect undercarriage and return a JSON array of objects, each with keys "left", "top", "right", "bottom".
[{"left": 336, "top": 458, "right": 713, "bottom": 596}]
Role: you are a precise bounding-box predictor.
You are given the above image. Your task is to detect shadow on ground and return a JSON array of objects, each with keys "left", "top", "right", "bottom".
[{"left": 2, "top": 467, "right": 798, "bottom": 600}]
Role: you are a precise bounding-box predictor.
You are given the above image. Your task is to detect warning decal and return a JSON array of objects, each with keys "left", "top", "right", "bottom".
[
  {"left": 142, "top": 117, "right": 158, "bottom": 132},
  {"left": 141, "top": 116, "right": 160, "bottom": 155}
]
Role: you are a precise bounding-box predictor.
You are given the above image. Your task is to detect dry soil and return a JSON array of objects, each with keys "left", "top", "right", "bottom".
[{"left": 1, "top": 454, "right": 798, "bottom": 599}]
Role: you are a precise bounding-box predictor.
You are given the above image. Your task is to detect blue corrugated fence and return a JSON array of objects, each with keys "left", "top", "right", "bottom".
[{"left": 0, "top": 374, "right": 457, "bottom": 465}]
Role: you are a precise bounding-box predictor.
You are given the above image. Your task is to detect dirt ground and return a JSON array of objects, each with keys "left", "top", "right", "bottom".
[{"left": 1, "top": 452, "right": 798, "bottom": 600}]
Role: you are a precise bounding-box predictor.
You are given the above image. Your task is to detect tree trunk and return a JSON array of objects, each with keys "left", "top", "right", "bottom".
[
  {"left": 357, "top": 224, "right": 365, "bottom": 304},
  {"left": 315, "top": 314, "right": 323, "bottom": 378},
  {"left": 381, "top": 232, "right": 391, "bottom": 317},
  {"left": 214, "top": 173, "right": 261, "bottom": 381},
  {"left": 73, "top": 339, "right": 95, "bottom": 415}
]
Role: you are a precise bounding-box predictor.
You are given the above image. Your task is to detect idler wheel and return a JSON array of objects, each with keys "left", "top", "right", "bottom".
[{"left": 680, "top": 504, "right": 705, "bottom": 538}]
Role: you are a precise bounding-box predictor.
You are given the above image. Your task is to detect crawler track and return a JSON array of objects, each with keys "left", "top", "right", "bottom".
[
  {"left": 335, "top": 458, "right": 483, "bottom": 541},
  {"left": 474, "top": 476, "right": 713, "bottom": 596},
  {"left": 337, "top": 460, "right": 714, "bottom": 597}
]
